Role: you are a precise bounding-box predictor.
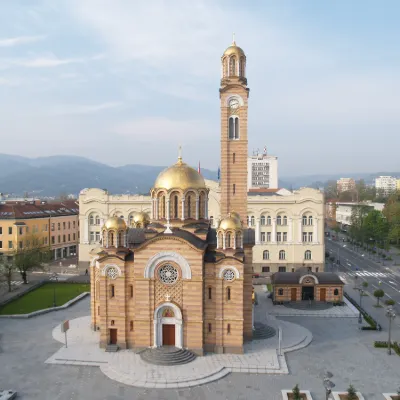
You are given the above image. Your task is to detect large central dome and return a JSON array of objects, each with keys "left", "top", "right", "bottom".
[{"left": 154, "top": 156, "right": 206, "bottom": 191}]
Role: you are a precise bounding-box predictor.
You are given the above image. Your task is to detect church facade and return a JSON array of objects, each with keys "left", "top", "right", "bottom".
[{"left": 90, "top": 40, "right": 254, "bottom": 354}]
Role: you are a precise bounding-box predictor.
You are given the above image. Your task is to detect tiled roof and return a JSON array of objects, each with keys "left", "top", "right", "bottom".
[{"left": 271, "top": 272, "right": 344, "bottom": 285}]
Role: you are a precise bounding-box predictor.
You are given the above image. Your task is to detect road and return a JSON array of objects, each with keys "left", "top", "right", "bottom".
[{"left": 326, "top": 237, "right": 400, "bottom": 314}]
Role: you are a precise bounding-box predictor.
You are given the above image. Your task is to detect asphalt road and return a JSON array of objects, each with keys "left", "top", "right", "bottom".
[{"left": 326, "top": 238, "right": 400, "bottom": 314}]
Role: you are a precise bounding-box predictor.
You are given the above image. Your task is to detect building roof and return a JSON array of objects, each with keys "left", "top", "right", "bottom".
[
  {"left": 271, "top": 272, "right": 344, "bottom": 285},
  {"left": 0, "top": 201, "right": 79, "bottom": 220},
  {"left": 248, "top": 188, "right": 281, "bottom": 193}
]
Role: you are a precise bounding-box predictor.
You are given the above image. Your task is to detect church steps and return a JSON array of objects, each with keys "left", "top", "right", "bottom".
[{"left": 140, "top": 347, "right": 197, "bottom": 365}]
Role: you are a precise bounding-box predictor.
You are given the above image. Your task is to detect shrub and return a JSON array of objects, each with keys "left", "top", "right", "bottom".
[
  {"left": 347, "top": 384, "right": 357, "bottom": 400},
  {"left": 362, "top": 281, "right": 369, "bottom": 289},
  {"left": 374, "top": 289, "right": 385, "bottom": 306},
  {"left": 292, "top": 384, "right": 301, "bottom": 400},
  {"left": 385, "top": 299, "right": 395, "bottom": 306}
]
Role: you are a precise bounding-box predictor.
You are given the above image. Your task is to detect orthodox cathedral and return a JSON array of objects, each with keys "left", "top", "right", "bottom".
[{"left": 90, "top": 39, "right": 254, "bottom": 355}]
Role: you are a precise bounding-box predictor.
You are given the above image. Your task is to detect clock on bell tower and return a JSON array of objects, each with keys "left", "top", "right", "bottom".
[{"left": 219, "top": 37, "right": 249, "bottom": 224}]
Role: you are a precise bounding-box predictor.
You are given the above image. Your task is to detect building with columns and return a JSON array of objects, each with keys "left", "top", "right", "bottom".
[{"left": 89, "top": 39, "right": 254, "bottom": 354}]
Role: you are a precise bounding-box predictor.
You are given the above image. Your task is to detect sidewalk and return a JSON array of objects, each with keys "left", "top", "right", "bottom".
[{"left": 0, "top": 281, "right": 42, "bottom": 303}]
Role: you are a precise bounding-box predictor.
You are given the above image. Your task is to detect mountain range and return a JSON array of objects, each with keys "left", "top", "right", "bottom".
[{"left": 0, "top": 154, "right": 398, "bottom": 197}]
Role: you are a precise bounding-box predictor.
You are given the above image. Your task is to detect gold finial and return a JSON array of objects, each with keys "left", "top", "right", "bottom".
[
  {"left": 177, "top": 145, "right": 183, "bottom": 164},
  {"left": 232, "top": 32, "right": 236, "bottom": 45}
]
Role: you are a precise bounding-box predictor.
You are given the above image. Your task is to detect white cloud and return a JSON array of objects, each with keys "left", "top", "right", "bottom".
[
  {"left": 0, "top": 35, "right": 45, "bottom": 47},
  {"left": 16, "top": 56, "right": 82, "bottom": 68}
]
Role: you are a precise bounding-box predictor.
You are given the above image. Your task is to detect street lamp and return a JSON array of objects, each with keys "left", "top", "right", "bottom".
[
  {"left": 386, "top": 307, "right": 396, "bottom": 355},
  {"left": 355, "top": 285, "right": 364, "bottom": 324},
  {"left": 354, "top": 273, "right": 358, "bottom": 289},
  {"left": 323, "top": 371, "right": 335, "bottom": 400},
  {"left": 52, "top": 273, "right": 58, "bottom": 307}
]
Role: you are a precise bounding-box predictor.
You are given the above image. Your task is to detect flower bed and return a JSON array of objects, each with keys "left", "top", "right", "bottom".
[
  {"left": 332, "top": 391, "right": 365, "bottom": 400},
  {"left": 281, "top": 390, "right": 313, "bottom": 400}
]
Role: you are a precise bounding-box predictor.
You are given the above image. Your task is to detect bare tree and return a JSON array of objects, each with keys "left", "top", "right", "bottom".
[{"left": 0, "top": 258, "right": 17, "bottom": 292}]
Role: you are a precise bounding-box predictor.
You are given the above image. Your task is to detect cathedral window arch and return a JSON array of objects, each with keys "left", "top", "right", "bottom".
[
  {"left": 228, "top": 116, "right": 240, "bottom": 140},
  {"left": 229, "top": 56, "right": 236, "bottom": 75},
  {"left": 118, "top": 232, "right": 122, "bottom": 247},
  {"left": 226, "top": 232, "right": 231, "bottom": 248},
  {"left": 109, "top": 232, "right": 114, "bottom": 247},
  {"left": 174, "top": 195, "right": 178, "bottom": 219},
  {"left": 227, "top": 287, "right": 231, "bottom": 301},
  {"left": 239, "top": 57, "right": 245, "bottom": 77},
  {"left": 187, "top": 195, "right": 191, "bottom": 218},
  {"left": 223, "top": 57, "right": 228, "bottom": 77}
]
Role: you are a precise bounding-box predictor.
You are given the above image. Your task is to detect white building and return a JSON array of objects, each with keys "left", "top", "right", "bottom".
[
  {"left": 336, "top": 202, "right": 385, "bottom": 227},
  {"left": 375, "top": 176, "right": 397, "bottom": 195},
  {"left": 247, "top": 149, "right": 278, "bottom": 190}
]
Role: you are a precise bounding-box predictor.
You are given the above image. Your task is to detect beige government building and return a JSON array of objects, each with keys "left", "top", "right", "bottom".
[{"left": 84, "top": 40, "right": 335, "bottom": 355}]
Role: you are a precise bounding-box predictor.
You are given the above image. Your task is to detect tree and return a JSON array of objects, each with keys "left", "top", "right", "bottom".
[
  {"left": 373, "top": 289, "right": 384, "bottom": 306},
  {"left": 363, "top": 210, "right": 389, "bottom": 246},
  {"left": 362, "top": 281, "right": 368, "bottom": 289},
  {"left": 383, "top": 192, "right": 400, "bottom": 245},
  {"left": 292, "top": 384, "right": 301, "bottom": 400},
  {"left": 347, "top": 384, "right": 357, "bottom": 400},
  {"left": 0, "top": 258, "right": 17, "bottom": 292},
  {"left": 385, "top": 299, "right": 395, "bottom": 306},
  {"left": 349, "top": 205, "right": 370, "bottom": 243},
  {"left": 13, "top": 235, "right": 51, "bottom": 284}
]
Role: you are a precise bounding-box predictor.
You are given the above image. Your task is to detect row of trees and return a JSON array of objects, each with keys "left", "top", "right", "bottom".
[{"left": 0, "top": 237, "right": 51, "bottom": 292}]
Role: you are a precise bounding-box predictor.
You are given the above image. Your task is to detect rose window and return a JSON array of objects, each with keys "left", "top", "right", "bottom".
[
  {"left": 158, "top": 264, "right": 178, "bottom": 285},
  {"left": 107, "top": 267, "right": 118, "bottom": 280},
  {"left": 223, "top": 269, "right": 235, "bottom": 282}
]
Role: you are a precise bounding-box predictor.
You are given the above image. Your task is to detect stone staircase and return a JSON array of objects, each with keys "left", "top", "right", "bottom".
[
  {"left": 105, "top": 344, "right": 119, "bottom": 352},
  {"left": 252, "top": 322, "right": 276, "bottom": 340},
  {"left": 140, "top": 346, "right": 197, "bottom": 366}
]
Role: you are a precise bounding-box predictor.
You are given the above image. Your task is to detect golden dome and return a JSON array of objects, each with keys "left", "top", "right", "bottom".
[
  {"left": 223, "top": 41, "right": 245, "bottom": 58},
  {"left": 132, "top": 211, "right": 150, "bottom": 225},
  {"left": 103, "top": 216, "right": 127, "bottom": 230},
  {"left": 230, "top": 211, "right": 241, "bottom": 222},
  {"left": 154, "top": 156, "right": 206, "bottom": 191},
  {"left": 218, "top": 213, "right": 242, "bottom": 231}
]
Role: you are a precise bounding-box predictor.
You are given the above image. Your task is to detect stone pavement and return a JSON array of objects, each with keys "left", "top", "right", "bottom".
[{"left": 45, "top": 310, "right": 312, "bottom": 388}]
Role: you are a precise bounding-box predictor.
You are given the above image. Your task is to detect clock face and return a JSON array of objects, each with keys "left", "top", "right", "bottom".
[{"left": 229, "top": 98, "right": 239, "bottom": 109}]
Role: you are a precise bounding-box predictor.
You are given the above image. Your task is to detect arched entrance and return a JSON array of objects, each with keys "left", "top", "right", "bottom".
[{"left": 153, "top": 302, "right": 183, "bottom": 348}]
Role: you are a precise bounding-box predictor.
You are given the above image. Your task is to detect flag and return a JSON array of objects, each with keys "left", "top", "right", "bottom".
[
  {"left": 217, "top": 167, "right": 220, "bottom": 181},
  {"left": 198, "top": 161, "right": 201, "bottom": 175}
]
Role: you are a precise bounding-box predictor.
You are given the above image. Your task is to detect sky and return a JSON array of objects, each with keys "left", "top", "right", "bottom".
[{"left": 0, "top": 0, "right": 399, "bottom": 177}]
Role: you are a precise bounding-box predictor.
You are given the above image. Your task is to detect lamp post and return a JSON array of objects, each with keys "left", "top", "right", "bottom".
[
  {"left": 52, "top": 273, "right": 58, "bottom": 307},
  {"left": 386, "top": 306, "right": 396, "bottom": 355},
  {"left": 355, "top": 285, "right": 364, "bottom": 324},
  {"left": 323, "top": 371, "right": 335, "bottom": 400}
]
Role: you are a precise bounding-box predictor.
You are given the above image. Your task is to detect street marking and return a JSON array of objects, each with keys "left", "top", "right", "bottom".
[{"left": 389, "top": 281, "right": 397, "bottom": 285}]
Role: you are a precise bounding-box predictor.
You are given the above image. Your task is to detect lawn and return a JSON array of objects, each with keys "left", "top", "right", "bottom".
[{"left": 0, "top": 283, "right": 90, "bottom": 315}]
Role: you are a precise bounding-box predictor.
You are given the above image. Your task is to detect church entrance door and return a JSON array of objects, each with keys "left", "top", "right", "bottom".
[
  {"left": 291, "top": 288, "right": 297, "bottom": 301},
  {"left": 162, "top": 324, "right": 175, "bottom": 346},
  {"left": 109, "top": 329, "right": 117, "bottom": 345},
  {"left": 320, "top": 288, "right": 326, "bottom": 301},
  {"left": 302, "top": 286, "right": 314, "bottom": 300}
]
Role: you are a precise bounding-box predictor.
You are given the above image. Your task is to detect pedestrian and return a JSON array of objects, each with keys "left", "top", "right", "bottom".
[{"left": 85, "top": 269, "right": 88, "bottom": 276}]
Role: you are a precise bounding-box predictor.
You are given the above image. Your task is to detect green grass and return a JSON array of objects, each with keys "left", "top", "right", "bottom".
[
  {"left": 0, "top": 283, "right": 90, "bottom": 315},
  {"left": 267, "top": 283, "right": 273, "bottom": 292}
]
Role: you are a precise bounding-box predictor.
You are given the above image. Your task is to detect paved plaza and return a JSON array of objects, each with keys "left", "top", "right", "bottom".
[{"left": 1, "top": 296, "right": 400, "bottom": 399}]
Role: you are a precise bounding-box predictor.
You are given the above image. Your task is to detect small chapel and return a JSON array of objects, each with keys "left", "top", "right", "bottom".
[{"left": 89, "top": 39, "right": 254, "bottom": 355}]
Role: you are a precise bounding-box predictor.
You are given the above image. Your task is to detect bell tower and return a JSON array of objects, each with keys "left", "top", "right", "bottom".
[{"left": 219, "top": 36, "right": 249, "bottom": 224}]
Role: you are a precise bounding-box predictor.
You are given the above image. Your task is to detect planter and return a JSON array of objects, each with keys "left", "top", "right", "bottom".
[
  {"left": 332, "top": 392, "right": 365, "bottom": 400},
  {"left": 383, "top": 394, "right": 400, "bottom": 400},
  {"left": 281, "top": 390, "right": 313, "bottom": 400}
]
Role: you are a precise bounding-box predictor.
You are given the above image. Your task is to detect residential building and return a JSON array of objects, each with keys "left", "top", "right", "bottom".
[
  {"left": 247, "top": 149, "right": 278, "bottom": 190},
  {"left": 375, "top": 176, "right": 397, "bottom": 196},
  {"left": 336, "top": 178, "right": 356, "bottom": 193},
  {"left": 0, "top": 200, "right": 79, "bottom": 260},
  {"left": 335, "top": 201, "right": 385, "bottom": 228}
]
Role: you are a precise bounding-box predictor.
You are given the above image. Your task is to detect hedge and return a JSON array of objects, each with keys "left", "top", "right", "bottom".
[
  {"left": 374, "top": 341, "right": 400, "bottom": 356},
  {"left": 344, "top": 292, "right": 381, "bottom": 330}
]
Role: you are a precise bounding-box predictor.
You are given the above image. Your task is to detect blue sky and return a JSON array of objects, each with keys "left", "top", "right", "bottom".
[{"left": 0, "top": 0, "right": 399, "bottom": 176}]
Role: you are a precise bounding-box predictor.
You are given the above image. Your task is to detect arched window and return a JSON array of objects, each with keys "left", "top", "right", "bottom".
[
  {"left": 187, "top": 195, "right": 191, "bottom": 218},
  {"left": 229, "top": 117, "right": 234, "bottom": 139},
  {"left": 95, "top": 215, "right": 100, "bottom": 225},
  {"left": 279, "top": 250, "right": 286, "bottom": 260},
  {"left": 267, "top": 216, "right": 271, "bottom": 225},
  {"left": 277, "top": 216, "right": 282, "bottom": 225},
  {"left": 89, "top": 215, "right": 94, "bottom": 225},
  {"left": 305, "top": 250, "right": 312, "bottom": 260},
  {"left": 118, "top": 232, "right": 122, "bottom": 247},
  {"left": 223, "top": 57, "right": 228, "bottom": 77},
  {"left": 229, "top": 56, "right": 236, "bottom": 75},
  {"left": 283, "top": 216, "right": 287, "bottom": 226},
  {"left": 261, "top": 215, "right": 265, "bottom": 225},
  {"left": 236, "top": 232, "right": 242, "bottom": 248},
  {"left": 278, "top": 288, "right": 284, "bottom": 296},
  {"left": 210, "top": 216, "right": 214, "bottom": 227},
  {"left": 226, "top": 233, "right": 231, "bottom": 248},
  {"left": 129, "top": 214, "right": 134, "bottom": 225},
  {"left": 263, "top": 250, "right": 269, "bottom": 260},
  {"left": 239, "top": 57, "right": 245, "bottom": 76},
  {"left": 234, "top": 117, "right": 239, "bottom": 139},
  {"left": 334, "top": 288, "right": 339, "bottom": 296},
  {"left": 302, "top": 215, "right": 308, "bottom": 225},
  {"left": 109, "top": 232, "right": 114, "bottom": 247},
  {"left": 174, "top": 195, "right": 178, "bottom": 219},
  {"left": 227, "top": 287, "right": 231, "bottom": 301},
  {"left": 110, "top": 284, "right": 115, "bottom": 298},
  {"left": 251, "top": 216, "right": 255, "bottom": 226},
  {"left": 308, "top": 216, "right": 313, "bottom": 225}
]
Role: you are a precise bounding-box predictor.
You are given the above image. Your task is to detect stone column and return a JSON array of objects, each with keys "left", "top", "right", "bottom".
[
  {"left": 288, "top": 218, "right": 292, "bottom": 242},
  {"left": 313, "top": 218, "right": 318, "bottom": 243},
  {"left": 195, "top": 196, "right": 199, "bottom": 220},
  {"left": 155, "top": 198, "right": 159, "bottom": 220},
  {"left": 223, "top": 233, "right": 226, "bottom": 250},
  {"left": 153, "top": 320, "right": 158, "bottom": 347},
  {"left": 166, "top": 199, "right": 170, "bottom": 222},
  {"left": 83, "top": 218, "right": 89, "bottom": 244},
  {"left": 181, "top": 199, "right": 185, "bottom": 220},
  {"left": 271, "top": 218, "right": 276, "bottom": 243},
  {"left": 255, "top": 218, "right": 261, "bottom": 245},
  {"left": 233, "top": 233, "right": 237, "bottom": 249}
]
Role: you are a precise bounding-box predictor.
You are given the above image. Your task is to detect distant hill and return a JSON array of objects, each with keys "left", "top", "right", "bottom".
[{"left": 0, "top": 153, "right": 398, "bottom": 197}]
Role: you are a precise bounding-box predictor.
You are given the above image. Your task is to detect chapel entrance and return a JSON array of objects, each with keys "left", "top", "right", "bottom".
[
  {"left": 162, "top": 324, "right": 175, "bottom": 346},
  {"left": 302, "top": 286, "right": 314, "bottom": 300},
  {"left": 109, "top": 328, "right": 117, "bottom": 345},
  {"left": 291, "top": 288, "right": 297, "bottom": 301},
  {"left": 320, "top": 288, "right": 326, "bottom": 301}
]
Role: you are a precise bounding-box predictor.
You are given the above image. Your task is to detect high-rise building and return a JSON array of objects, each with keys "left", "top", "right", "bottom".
[
  {"left": 247, "top": 149, "right": 278, "bottom": 190},
  {"left": 336, "top": 178, "right": 356, "bottom": 193},
  {"left": 375, "top": 176, "right": 397, "bottom": 195}
]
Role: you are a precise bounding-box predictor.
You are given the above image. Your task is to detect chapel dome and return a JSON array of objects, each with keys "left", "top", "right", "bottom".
[
  {"left": 223, "top": 41, "right": 246, "bottom": 58},
  {"left": 154, "top": 156, "right": 206, "bottom": 191},
  {"left": 132, "top": 211, "right": 150, "bottom": 225},
  {"left": 218, "top": 213, "right": 242, "bottom": 231},
  {"left": 103, "top": 216, "right": 127, "bottom": 231}
]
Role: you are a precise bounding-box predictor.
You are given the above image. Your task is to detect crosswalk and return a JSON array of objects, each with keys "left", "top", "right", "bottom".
[
  {"left": 346, "top": 271, "right": 391, "bottom": 278},
  {"left": 0, "top": 280, "right": 23, "bottom": 286}
]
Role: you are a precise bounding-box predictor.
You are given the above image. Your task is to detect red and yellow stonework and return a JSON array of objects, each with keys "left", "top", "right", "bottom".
[{"left": 90, "top": 40, "right": 254, "bottom": 355}]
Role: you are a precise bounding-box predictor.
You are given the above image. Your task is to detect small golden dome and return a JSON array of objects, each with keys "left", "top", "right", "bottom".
[
  {"left": 132, "top": 211, "right": 150, "bottom": 225},
  {"left": 218, "top": 213, "right": 242, "bottom": 231},
  {"left": 103, "top": 216, "right": 127, "bottom": 230},
  {"left": 223, "top": 41, "right": 245, "bottom": 58},
  {"left": 154, "top": 155, "right": 206, "bottom": 191},
  {"left": 230, "top": 211, "right": 241, "bottom": 222}
]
